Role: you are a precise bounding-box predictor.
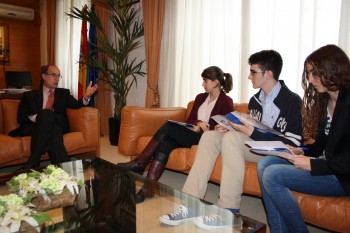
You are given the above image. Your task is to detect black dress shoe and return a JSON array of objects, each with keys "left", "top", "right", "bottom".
[
  {"left": 23, "top": 163, "right": 34, "bottom": 169},
  {"left": 118, "top": 159, "right": 147, "bottom": 175},
  {"left": 15, "top": 162, "right": 34, "bottom": 172}
]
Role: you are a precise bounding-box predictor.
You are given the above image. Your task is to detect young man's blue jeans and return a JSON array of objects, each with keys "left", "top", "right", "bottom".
[{"left": 257, "top": 156, "right": 346, "bottom": 233}]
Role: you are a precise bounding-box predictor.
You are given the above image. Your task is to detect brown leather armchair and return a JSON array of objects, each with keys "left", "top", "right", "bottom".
[
  {"left": 0, "top": 99, "right": 100, "bottom": 167},
  {"left": 119, "top": 101, "right": 350, "bottom": 232}
]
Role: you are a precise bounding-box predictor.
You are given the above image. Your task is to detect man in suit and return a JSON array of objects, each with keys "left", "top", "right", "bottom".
[{"left": 15, "top": 64, "right": 98, "bottom": 168}]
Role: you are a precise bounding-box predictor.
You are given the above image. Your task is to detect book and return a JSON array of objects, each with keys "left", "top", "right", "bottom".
[
  {"left": 245, "top": 141, "right": 294, "bottom": 156},
  {"left": 225, "top": 111, "right": 284, "bottom": 137},
  {"left": 211, "top": 115, "right": 235, "bottom": 131},
  {"left": 167, "top": 119, "right": 195, "bottom": 128}
]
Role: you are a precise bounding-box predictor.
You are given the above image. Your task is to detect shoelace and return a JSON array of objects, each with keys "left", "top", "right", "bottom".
[
  {"left": 170, "top": 205, "right": 189, "bottom": 218},
  {"left": 203, "top": 213, "right": 222, "bottom": 223}
]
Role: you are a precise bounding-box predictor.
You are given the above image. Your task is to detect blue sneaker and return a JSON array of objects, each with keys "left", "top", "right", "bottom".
[
  {"left": 159, "top": 205, "right": 197, "bottom": 226},
  {"left": 194, "top": 213, "right": 242, "bottom": 230}
]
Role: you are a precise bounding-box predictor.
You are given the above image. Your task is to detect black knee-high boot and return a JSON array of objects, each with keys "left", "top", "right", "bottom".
[
  {"left": 118, "top": 138, "right": 159, "bottom": 174},
  {"left": 136, "top": 160, "right": 166, "bottom": 203}
]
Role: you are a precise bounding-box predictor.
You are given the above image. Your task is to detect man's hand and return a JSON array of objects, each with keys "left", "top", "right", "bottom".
[
  {"left": 214, "top": 125, "right": 228, "bottom": 133},
  {"left": 228, "top": 117, "right": 254, "bottom": 136},
  {"left": 84, "top": 81, "right": 98, "bottom": 100}
]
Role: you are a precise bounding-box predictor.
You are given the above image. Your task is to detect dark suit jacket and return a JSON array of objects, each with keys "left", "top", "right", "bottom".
[
  {"left": 305, "top": 87, "right": 350, "bottom": 195},
  {"left": 15, "top": 88, "right": 85, "bottom": 135}
]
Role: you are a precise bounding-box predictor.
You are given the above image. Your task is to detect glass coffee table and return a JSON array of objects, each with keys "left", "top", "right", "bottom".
[{"left": 0, "top": 158, "right": 266, "bottom": 232}]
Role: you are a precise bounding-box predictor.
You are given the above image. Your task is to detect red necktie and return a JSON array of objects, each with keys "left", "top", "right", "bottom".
[{"left": 45, "top": 89, "right": 54, "bottom": 110}]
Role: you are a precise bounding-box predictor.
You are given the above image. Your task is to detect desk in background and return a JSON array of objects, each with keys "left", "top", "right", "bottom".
[
  {"left": 0, "top": 93, "right": 23, "bottom": 100},
  {"left": 0, "top": 88, "right": 30, "bottom": 100}
]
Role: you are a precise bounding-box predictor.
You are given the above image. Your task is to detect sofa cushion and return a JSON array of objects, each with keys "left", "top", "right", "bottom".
[
  {"left": 243, "top": 162, "right": 261, "bottom": 196},
  {"left": 136, "top": 137, "right": 152, "bottom": 155},
  {"left": 1, "top": 99, "right": 20, "bottom": 134},
  {"left": 67, "top": 107, "right": 99, "bottom": 148},
  {"left": 21, "top": 136, "right": 31, "bottom": 158},
  {"left": 234, "top": 103, "right": 249, "bottom": 113},
  {"left": 0, "top": 134, "right": 23, "bottom": 164},
  {"left": 292, "top": 192, "right": 350, "bottom": 232},
  {"left": 63, "top": 132, "right": 86, "bottom": 152},
  {"left": 120, "top": 106, "right": 188, "bottom": 156},
  {"left": 166, "top": 148, "right": 191, "bottom": 172}
]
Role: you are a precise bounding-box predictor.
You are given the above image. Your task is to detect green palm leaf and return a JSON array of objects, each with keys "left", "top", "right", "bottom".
[{"left": 67, "top": 0, "right": 146, "bottom": 119}]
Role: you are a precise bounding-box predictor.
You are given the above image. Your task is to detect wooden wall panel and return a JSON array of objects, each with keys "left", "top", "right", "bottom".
[{"left": 0, "top": 0, "right": 41, "bottom": 89}]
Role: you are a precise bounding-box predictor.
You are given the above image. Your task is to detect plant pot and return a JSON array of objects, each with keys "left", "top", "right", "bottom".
[{"left": 109, "top": 117, "right": 121, "bottom": 146}]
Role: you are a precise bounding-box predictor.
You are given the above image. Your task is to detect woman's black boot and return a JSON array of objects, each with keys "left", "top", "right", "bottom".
[
  {"left": 118, "top": 139, "right": 159, "bottom": 174},
  {"left": 118, "top": 158, "right": 147, "bottom": 175},
  {"left": 135, "top": 160, "right": 166, "bottom": 203},
  {"left": 135, "top": 187, "right": 147, "bottom": 203}
]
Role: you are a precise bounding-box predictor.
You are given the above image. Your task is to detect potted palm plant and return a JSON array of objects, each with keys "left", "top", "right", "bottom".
[{"left": 68, "top": 0, "right": 146, "bottom": 145}]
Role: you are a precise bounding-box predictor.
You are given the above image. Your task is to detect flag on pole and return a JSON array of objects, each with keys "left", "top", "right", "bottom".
[
  {"left": 87, "top": 4, "right": 98, "bottom": 106},
  {"left": 78, "top": 5, "right": 88, "bottom": 99}
]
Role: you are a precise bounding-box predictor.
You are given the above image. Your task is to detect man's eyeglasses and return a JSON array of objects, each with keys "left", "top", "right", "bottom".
[
  {"left": 250, "top": 70, "right": 265, "bottom": 75},
  {"left": 47, "top": 73, "right": 62, "bottom": 79}
]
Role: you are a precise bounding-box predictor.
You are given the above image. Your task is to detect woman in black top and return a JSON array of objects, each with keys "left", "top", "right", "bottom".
[{"left": 257, "top": 45, "right": 350, "bottom": 233}]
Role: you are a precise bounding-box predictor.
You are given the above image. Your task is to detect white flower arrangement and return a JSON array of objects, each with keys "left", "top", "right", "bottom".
[
  {"left": 0, "top": 194, "right": 51, "bottom": 233},
  {"left": 8, "top": 165, "right": 83, "bottom": 202}
]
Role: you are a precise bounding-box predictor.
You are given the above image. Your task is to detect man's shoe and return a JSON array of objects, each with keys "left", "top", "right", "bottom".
[
  {"left": 194, "top": 213, "right": 234, "bottom": 230},
  {"left": 15, "top": 163, "right": 31, "bottom": 172},
  {"left": 159, "top": 205, "right": 197, "bottom": 226}
]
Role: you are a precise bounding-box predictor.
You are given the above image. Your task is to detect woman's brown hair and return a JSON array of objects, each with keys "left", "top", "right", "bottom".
[
  {"left": 201, "top": 66, "right": 233, "bottom": 93},
  {"left": 301, "top": 45, "right": 350, "bottom": 140}
]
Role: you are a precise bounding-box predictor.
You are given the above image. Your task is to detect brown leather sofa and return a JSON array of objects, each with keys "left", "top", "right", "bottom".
[
  {"left": 0, "top": 99, "right": 100, "bottom": 167},
  {"left": 119, "top": 101, "right": 350, "bottom": 232}
]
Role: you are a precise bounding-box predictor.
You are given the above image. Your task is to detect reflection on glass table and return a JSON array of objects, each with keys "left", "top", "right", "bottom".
[
  {"left": 0, "top": 158, "right": 136, "bottom": 233},
  {"left": 0, "top": 158, "right": 265, "bottom": 233},
  {"left": 132, "top": 166, "right": 266, "bottom": 233},
  {"left": 49, "top": 158, "right": 136, "bottom": 233}
]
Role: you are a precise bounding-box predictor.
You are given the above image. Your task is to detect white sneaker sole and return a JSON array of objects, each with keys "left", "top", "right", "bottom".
[
  {"left": 193, "top": 219, "right": 232, "bottom": 230},
  {"left": 159, "top": 216, "right": 197, "bottom": 226}
]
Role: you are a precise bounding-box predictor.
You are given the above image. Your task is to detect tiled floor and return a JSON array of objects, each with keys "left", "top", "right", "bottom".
[{"left": 99, "top": 136, "right": 330, "bottom": 233}]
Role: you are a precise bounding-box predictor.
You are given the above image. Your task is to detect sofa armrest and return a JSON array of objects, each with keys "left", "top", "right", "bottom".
[
  {"left": 119, "top": 106, "right": 188, "bottom": 156},
  {"left": 66, "top": 107, "right": 100, "bottom": 149}
]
